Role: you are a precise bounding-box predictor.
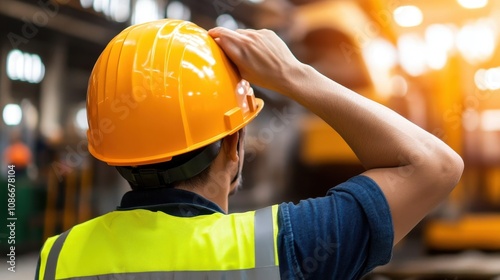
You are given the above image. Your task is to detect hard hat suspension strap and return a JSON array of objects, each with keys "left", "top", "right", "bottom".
[{"left": 116, "top": 141, "right": 222, "bottom": 188}]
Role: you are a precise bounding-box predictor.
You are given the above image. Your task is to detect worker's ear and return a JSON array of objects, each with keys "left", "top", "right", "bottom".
[{"left": 222, "top": 132, "right": 239, "bottom": 162}]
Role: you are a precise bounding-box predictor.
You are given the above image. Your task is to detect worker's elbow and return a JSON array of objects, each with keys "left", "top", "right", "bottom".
[
  {"left": 432, "top": 148, "right": 464, "bottom": 192},
  {"left": 450, "top": 151, "right": 465, "bottom": 186}
]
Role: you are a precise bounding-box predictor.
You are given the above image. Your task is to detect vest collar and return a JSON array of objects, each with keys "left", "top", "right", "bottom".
[{"left": 117, "top": 188, "right": 225, "bottom": 216}]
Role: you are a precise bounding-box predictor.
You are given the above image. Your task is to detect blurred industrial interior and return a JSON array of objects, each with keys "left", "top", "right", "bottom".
[{"left": 0, "top": 0, "right": 500, "bottom": 279}]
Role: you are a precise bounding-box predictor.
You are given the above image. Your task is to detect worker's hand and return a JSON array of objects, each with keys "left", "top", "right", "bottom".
[{"left": 208, "top": 27, "right": 304, "bottom": 94}]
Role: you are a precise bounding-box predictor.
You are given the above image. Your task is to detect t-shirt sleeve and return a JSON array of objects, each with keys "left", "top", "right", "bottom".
[{"left": 277, "top": 175, "right": 394, "bottom": 280}]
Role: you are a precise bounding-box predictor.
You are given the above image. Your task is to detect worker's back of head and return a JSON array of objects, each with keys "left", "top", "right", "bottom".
[{"left": 86, "top": 19, "right": 263, "bottom": 189}]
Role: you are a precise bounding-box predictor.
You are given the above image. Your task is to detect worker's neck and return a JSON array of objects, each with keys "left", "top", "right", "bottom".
[
  {"left": 176, "top": 177, "right": 231, "bottom": 213},
  {"left": 175, "top": 144, "right": 237, "bottom": 213}
]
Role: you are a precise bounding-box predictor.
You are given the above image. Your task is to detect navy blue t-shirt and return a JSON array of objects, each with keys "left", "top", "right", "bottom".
[
  {"left": 277, "top": 175, "right": 393, "bottom": 279},
  {"left": 35, "top": 175, "right": 393, "bottom": 279}
]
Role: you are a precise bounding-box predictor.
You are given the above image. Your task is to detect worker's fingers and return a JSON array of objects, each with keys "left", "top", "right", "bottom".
[
  {"left": 208, "top": 27, "right": 248, "bottom": 62},
  {"left": 208, "top": 27, "right": 245, "bottom": 40},
  {"left": 209, "top": 26, "right": 303, "bottom": 93},
  {"left": 235, "top": 28, "right": 256, "bottom": 33}
]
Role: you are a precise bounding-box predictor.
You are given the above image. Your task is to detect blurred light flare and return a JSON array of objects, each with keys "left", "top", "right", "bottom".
[
  {"left": 390, "top": 75, "right": 409, "bottom": 97},
  {"left": 75, "top": 108, "right": 89, "bottom": 131},
  {"left": 21, "top": 99, "right": 38, "bottom": 131},
  {"left": 82, "top": 0, "right": 130, "bottom": 22},
  {"left": 363, "top": 38, "right": 398, "bottom": 97},
  {"left": 166, "top": 1, "right": 191, "bottom": 21},
  {"left": 425, "top": 24, "right": 455, "bottom": 53},
  {"left": 425, "top": 46, "right": 447, "bottom": 70},
  {"left": 110, "top": 0, "right": 130, "bottom": 22},
  {"left": 23, "top": 53, "right": 33, "bottom": 82},
  {"left": 93, "top": 0, "right": 104, "bottom": 12},
  {"left": 457, "top": 0, "right": 488, "bottom": 9},
  {"left": 475, "top": 69, "right": 488, "bottom": 90},
  {"left": 457, "top": 19, "right": 496, "bottom": 64},
  {"left": 485, "top": 68, "right": 500, "bottom": 90},
  {"left": 462, "top": 109, "right": 480, "bottom": 131},
  {"left": 481, "top": 110, "right": 500, "bottom": 131},
  {"left": 398, "top": 33, "right": 427, "bottom": 76},
  {"left": 7, "top": 49, "right": 21, "bottom": 80},
  {"left": 80, "top": 0, "right": 93, "bottom": 8},
  {"left": 3, "top": 104, "right": 22, "bottom": 126},
  {"left": 132, "top": 0, "right": 159, "bottom": 24},
  {"left": 6, "top": 49, "right": 45, "bottom": 83},
  {"left": 364, "top": 38, "right": 398, "bottom": 69},
  {"left": 394, "top": 5, "right": 423, "bottom": 27},
  {"left": 423, "top": 25, "right": 451, "bottom": 70},
  {"left": 216, "top": 14, "right": 239, "bottom": 30},
  {"left": 475, "top": 67, "right": 500, "bottom": 90}
]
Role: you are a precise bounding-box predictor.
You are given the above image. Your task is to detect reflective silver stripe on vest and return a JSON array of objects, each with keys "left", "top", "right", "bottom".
[
  {"left": 67, "top": 266, "right": 279, "bottom": 280},
  {"left": 44, "top": 206, "right": 280, "bottom": 280},
  {"left": 254, "top": 206, "right": 276, "bottom": 268},
  {"left": 44, "top": 229, "right": 71, "bottom": 280}
]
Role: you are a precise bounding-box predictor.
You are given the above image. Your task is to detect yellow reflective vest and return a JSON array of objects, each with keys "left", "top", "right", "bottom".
[{"left": 39, "top": 205, "right": 280, "bottom": 280}]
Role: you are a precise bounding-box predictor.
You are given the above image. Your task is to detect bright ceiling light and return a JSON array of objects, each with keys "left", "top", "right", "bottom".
[
  {"left": 3, "top": 104, "right": 22, "bottom": 126},
  {"left": 481, "top": 110, "right": 500, "bottom": 131},
  {"left": 6, "top": 49, "right": 45, "bottom": 83},
  {"left": 363, "top": 38, "right": 398, "bottom": 69},
  {"left": 457, "top": 19, "right": 496, "bottom": 64},
  {"left": 363, "top": 38, "right": 398, "bottom": 97},
  {"left": 132, "top": 0, "right": 159, "bottom": 25},
  {"left": 75, "top": 108, "right": 89, "bottom": 131},
  {"left": 7, "top": 49, "right": 22, "bottom": 81},
  {"left": 166, "top": 1, "right": 191, "bottom": 21},
  {"left": 425, "top": 47, "right": 447, "bottom": 70},
  {"left": 485, "top": 67, "right": 500, "bottom": 90},
  {"left": 457, "top": 0, "right": 488, "bottom": 9},
  {"left": 110, "top": 0, "right": 131, "bottom": 22},
  {"left": 80, "top": 0, "right": 93, "bottom": 8},
  {"left": 93, "top": 0, "right": 104, "bottom": 12},
  {"left": 424, "top": 25, "right": 455, "bottom": 70},
  {"left": 475, "top": 69, "right": 488, "bottom": 90},
  {"left": 393, "top": 5, "right": 423, "bottom": 27},
  {"left": 80, "top": 0, "right": 130, "bottom": 22},
  {"left": 216, "top": 14, "right": 239, "bottom": 30},
  {"left": 398, "top": 33, "right": 427, "bottom": 76},
  {"left": 425, "top": 24, "right": 455, "bottom": 53},
  {"left": 475, "top": 67, "right": 500, "bottom": 90}
]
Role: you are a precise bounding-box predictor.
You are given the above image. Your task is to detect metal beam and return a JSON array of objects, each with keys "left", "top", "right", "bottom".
[{"left": 0, "top": 0, "right": 117, "bottom": 45}]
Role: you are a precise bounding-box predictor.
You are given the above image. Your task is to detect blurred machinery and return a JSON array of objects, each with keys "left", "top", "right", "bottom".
[
  {"left": 285, "top": 0, "right": 500, "bottom": 254},
  {"left": 284, "top": 0, "right": 500, "bottom": 277}
]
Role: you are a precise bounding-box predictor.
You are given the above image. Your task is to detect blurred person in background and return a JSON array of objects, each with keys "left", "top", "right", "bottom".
[
  {"left": 36, "top": 19, "right": 463, "bottom": 280},
  {"left": 3, "top": 129, "right": 32, "bottom": 178}
]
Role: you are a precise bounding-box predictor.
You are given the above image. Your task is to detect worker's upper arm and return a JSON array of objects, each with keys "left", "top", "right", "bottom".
[
  {"left": 363, "top": 166, "right": 451, "bottom": 244},
  {"left": 276, "top": 175, "right": 393, "bottom": 279}
]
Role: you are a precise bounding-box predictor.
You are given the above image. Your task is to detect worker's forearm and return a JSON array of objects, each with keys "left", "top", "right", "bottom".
[
  {"left": 207, "top": 27, "right": 459, "bottom": 172},
  {"left": 283, "top": 64, "right": 454, "bottom": 170}
]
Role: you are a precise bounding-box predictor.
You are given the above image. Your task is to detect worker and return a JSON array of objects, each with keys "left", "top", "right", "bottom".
[
  {"left": 36, "top": 19, "right": 463, "bottom": 280},
  {"left": 4, "top": 130, "right": 32, "bottom": 178}
]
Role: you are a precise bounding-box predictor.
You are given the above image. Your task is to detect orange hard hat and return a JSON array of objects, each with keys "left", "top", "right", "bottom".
[{"left": 86, "top": 19, "right": 263, "bottom": 166}]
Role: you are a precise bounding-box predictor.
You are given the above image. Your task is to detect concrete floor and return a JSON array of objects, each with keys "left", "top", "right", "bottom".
[{"left": 372, "top": 251, "right": 500, "bottom": 279}]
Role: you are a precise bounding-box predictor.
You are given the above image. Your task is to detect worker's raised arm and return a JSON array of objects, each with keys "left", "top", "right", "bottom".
[{"left": 209, "top": 27, "right": 464, "bottom": 244}]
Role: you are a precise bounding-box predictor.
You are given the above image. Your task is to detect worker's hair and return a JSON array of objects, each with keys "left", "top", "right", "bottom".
[
  {"left": 121, "top": 144, "right": 216, "bottom": 190},
  {"left": 173, "top": 163, "right": 212, "bottom": 190}
]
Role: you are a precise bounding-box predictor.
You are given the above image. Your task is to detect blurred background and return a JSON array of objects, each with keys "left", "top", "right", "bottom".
[{"left": 0, "top": 0, "right": 500, "bottom": 279}]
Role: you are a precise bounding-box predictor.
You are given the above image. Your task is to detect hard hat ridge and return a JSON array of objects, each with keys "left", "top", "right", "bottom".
[{"left": 86, "top": 19, "right": 263, "bottom": 166}]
